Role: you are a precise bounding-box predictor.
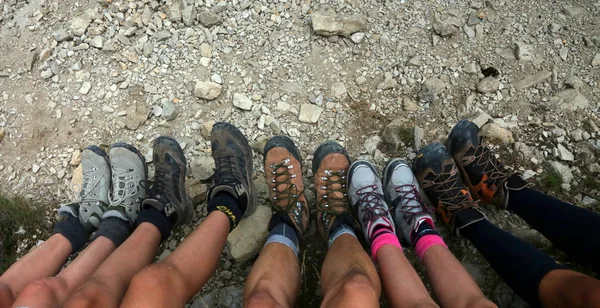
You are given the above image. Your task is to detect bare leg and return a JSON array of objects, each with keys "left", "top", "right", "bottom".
[
  {"left": 421, "top": 245, "right": 496, "bottom": 308},
  {"left": 10, "top": 237, "right": 115, "bottom": 308},
  {"left": 64, "top": 223, "right": 161, "bottom": 308},
  {"left": 121, "top": 211, "right": 229, "bottom": 308},
  {"left": 539, "top": 269, "right": 600, "bottom": 308},
  {"left": 377, "top": 245, "right": 439, "bottom": 307},
  {"left": 243, "top": 243, "right": 300, "bottom": 307},
  {"left": 320, "top": 235, "right": 380, "bottom": 308},
  {"left": 0, "top": 234, "right": 72, "bottom": 306}
]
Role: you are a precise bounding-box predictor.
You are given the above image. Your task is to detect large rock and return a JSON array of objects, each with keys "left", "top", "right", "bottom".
[
  {"left": 432, "top": 14, "right": 458, "bottom": 37},
  {"left": 311, "top": 11, "right": 366, "bottom": 37},
  {"left": 382, "top": 118, "right": 409, "bottom": 150},
  {"left": 70, "top": 14, "right": 92, "bottom": 36},
  {"left": 194, "top": 81, "right": 222, "bottom": 100},
  {"left": 185, "top": 179, "right": 208, "bottom": 206},
  {"left": 226, "top": 204, "right": 271, "bottom": 262},
  {"left": 191, "top": 155, "right": 215, "bottom": 180},
  {"left": 592, "top": 53, "right": 600, "bottom": 67},
  {"left": 515, "top": 42, "right": 534, "bottom": 61},
  {"left": 232, "top": 93, "right": 253, "bottom": 110},
  {"left": 513, "top": 71, "right": 551, "bottom": 90},
  {"left": 198, "top": 11, "right": 222, "bottom": 27},
  {"left": 545, "top": 160, "right": 573, "bottom": 185},
  {"left": 556, "top": 144, "right": 574, "bottom": 161},
  {"left": 549, "top": 89, "right": 589, "bottom": 111},
  {"left": 299, "top": 104, "right": 323, "bottom": 123},
  {"left": 479, "top": 123, "right": 514, "bottom": 144},
  {"left": 419, "top": 77, "right": 445, "bottom": 102},
  {"left": 331, "top": 81, "right": 347, "bottom": 99},
  {"left": 477, "top": 76, "right": 500, "bottom": 93}
]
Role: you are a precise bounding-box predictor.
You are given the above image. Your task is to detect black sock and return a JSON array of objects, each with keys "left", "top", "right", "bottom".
[
  {"left": 91, "top": 217, "right": 131, "bottom": 247},
  {"left": 413, "top": 220, "right": 440, "bottom": 244},
  {"left": 507, "top": 188, "right": 600, "bottom": 273},
  {"left": 461, "top": 219, "right": 566, "bottom": 307},
  {"left": 207, "top": 192, "right": 242, "bottom": 231},
  {"left": 136, "top": 207, "right": 173, "bottom": 242},
  {"left": 52, "top": 213, "right": 89, "bottom": 253}
]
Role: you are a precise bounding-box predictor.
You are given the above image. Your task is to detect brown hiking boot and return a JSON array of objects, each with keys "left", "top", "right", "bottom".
[
  {"left": 446, "top": 119, "right": 528, "bottom": 209},
  {"left": 312, "top": 141, "right": 358, "bottom": 241},
  {"left": 264, "top": 136, "right": 309, "bottom": 236}
]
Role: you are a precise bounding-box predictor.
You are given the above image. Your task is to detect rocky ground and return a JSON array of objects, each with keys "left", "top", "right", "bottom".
[{"left": 1, "top": 0, "right": 599, "bottom": 306}]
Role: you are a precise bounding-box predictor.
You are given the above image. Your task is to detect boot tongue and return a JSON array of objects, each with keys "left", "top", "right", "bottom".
[{"left": 505, "top": 173, "right": 529, "bottom": 190}]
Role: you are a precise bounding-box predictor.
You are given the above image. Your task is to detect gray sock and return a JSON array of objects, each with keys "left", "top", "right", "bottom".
[
  {"left": 52, "top": 213, "right": 89, "bottom": 253},
  {"left": 91, "top": 217, "right": 131, "bottom": 247},
  {"left": 264, "top": 222, "right": 299, "bottom": 256}
]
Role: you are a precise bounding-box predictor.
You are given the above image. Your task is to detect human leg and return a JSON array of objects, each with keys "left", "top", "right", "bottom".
[
  {"left": 244, "top": 136, "right": 308, "bottom": 307},
  {"left": 122, "top": 125, "right": 255, "bottom": 307},
  {"left": 415, "top": 141, "right": 600, "bottom": 308},
  {"left": 0, "top": 234, "right": 73, "bottom": 306},
  {"left": 64, "top": 222, "right": 161, "bottom": 308},
  {"left": 315, "top": 144, "right": 381, "bottom": 308},
  {"left": 0, "top": 146, "right": 113, "bottom": 307},
  {"left": 63, "top": 141, "right": 172, "bottom": 308},
  {"left": 384, "top": 159, "right": 494, "bottom": 308},
  {"left": 447, "top": 119, "right": 600, "bottom": 272}
]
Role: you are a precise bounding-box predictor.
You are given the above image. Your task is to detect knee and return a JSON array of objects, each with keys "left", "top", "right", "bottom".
[
  {"left": 335, "top": 272, "right": 379, "bottom": 304},
  {"left": 0, "top": 283, "right": 15, "bottom": 305},
  {"left": 244, "top": 279, "right": 286, "bottom": 308},
  {"left": 65, "top": 281, "right": 114, "bottom": 308},
  {"left": 130, "top": 263, "right": 184, "bottom": 297},
  {"left": 19, "top": 278, "right": 66, "bottom": 303}
]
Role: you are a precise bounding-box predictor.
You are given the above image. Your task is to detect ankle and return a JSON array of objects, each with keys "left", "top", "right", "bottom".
[{"left": 207, "top": 192, "right": 242, "bottom": 230}]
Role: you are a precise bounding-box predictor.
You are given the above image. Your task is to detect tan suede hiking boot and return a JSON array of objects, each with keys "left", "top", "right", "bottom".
[
  {"left": 264, "top": 136, "right": 309, "bottom": 236},
  {"left": 312, "top": 141, "right": 358, "bottom": 241}
]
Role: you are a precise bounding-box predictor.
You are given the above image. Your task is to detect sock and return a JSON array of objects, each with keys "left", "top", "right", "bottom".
[
  {"left": 413, "top": 219, "right": 440, "bottom": 244},
  {"left": 370, "top": 226, "right": 402, "bottom": 262},
  {"left": 415, "top": 234, "right": 448, "bottom": 259},
  {"left": 91, "top": 217, "right": 131, "bottom": 247},
  {"left": 264, "top": 222, "right": 299, "bottom": 256},
  {"left": 328, "top": 223, "right": 357, "bottom": 247},
  {"left": 52, "top": 213, "right": 89, "bottom": 253},
  {"left": 136, "top": 207, "right": 173, "bottom": 242},
  {"left": 207, "top": 192, "right": 243, "bottom": 231}
]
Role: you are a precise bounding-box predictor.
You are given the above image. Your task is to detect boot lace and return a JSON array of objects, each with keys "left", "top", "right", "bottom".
[
  {"left": 394, "top": 184, "right": 431, "bottom": 224},
  {"left": 356, "top": 185, "right": 389, "bottom": 223},
  {"left": 215, "top": 154, "right": 246, "bottom": 185},
  {"left": 69, "top": 167, "right": 105, "bottom": 205},
  {"left": 466, "top": 140, "right": 509, "bottom": 189},
  {"left": 421, "top": 165, "right": 475, "bottom": 213},
  {"left": 269, "top": 158, "right": 303, "bottom": 212},
  {"left": 108, "top": 166, "right": 142, "bottom": 208},
  {"left": 317, "top": 169, "right": 348, "bottom": 215}
]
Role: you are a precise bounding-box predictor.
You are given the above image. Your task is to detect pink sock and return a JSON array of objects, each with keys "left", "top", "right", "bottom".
[
  {"left": 415, "top": 234, "right": 448, "bottom": 259},
  {"left": 370, "top": 231, "right": 402, "bottom": 262}
]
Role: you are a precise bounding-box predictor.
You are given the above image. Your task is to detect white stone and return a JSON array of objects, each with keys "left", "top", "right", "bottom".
[
  {"left": 232, "top": 93, "right": 253, "bottom": 111},
  {"left": 226, "top": 204, "right": 271, "bottom": 262},
  {"left": 193, "top": 81, "right": 222, "bottom": 100},
  {"left": 556, "top": 144, "right": 574, "bottom": 161},
  {"left": 79, "top": 82, "right": 92, "bottom": 95},
  {"left": 299, "top": 104, "right": 323, "bottom": 123}
]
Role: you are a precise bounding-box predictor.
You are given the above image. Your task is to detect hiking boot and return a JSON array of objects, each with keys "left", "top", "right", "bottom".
[
  {"left": 264, "top": 136, "right": 308, "bottom": 236},
  {"left": 103, "top": 143, "right": 147, "bottom": 225},
  {"left": 313, "top": 141, "right": 358, "bottom": 240},
  {"left": 447, "top": 119, "right": 528, "bottom": 209},
  {"left": 142, "top": 136, "right": 193, "bottom": 228},
  {"left": 58, "top": 146, "right": 111, "bottom": 232},
  {"left": 383, "top": 159, "right": 434, "bottom": 246},
  {"left": 413, "top": 142, "right": 486, "bottom": 235},
  {"left": 347, "top": 160, "right": 395, "bottom": 243},
  {"left": 207, "top": 123, "right": 257, "bottom": 224}
]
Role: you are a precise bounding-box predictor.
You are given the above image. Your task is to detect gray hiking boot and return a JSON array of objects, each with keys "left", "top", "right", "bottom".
[
  {"left": 58, "top": 146, "right": 111, "bottom": 231},
  {"left": 103, "top": 143, "right": 147, "bottom": 225},
  {"left": 142, "top": 136, "right": 193, "bottom": 228},
  {"left": 383, "top": 159, "right": 435, "bottom": 246},
  {"left": 347, "top": 160, "right": 396, "bottom": 243}
]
